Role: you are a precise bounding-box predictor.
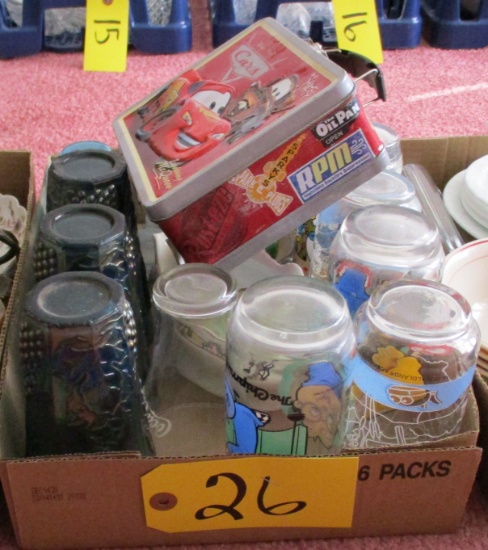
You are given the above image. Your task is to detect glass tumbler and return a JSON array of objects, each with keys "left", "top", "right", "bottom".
[
  {"left": 34, "top": 203, "right": 136, "bottom": 289},
  {"left": 327, "top": 204, "right": 445, "bottom": 315},
  {"left": 372, "top": 122, "right": 403, "bottom": 173},
  {"left": 20, "top": 271, "right": 151, "bottom": 457},
  {"left": 344, "top": 279, "right": 481, "bottom": 449},
  {"left": 225, "top": 276, "right": 356, "bottom": 456},
  {"left": 33, "top": 203, "right": 153, "bottom": 379},
  {"left": 45, "top": 148, "right": 148, "bottom": 304},
  {"left": 46, "top": 148, "right": 136, "bottom": 228},
  {"left": 311, "top": 170, "right": 421, "bottom": 281},
  {"left": 145, "top": 263, "right": 238, "bottom": 456}
]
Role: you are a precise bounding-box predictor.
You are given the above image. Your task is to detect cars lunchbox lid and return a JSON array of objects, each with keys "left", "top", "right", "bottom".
[{"left": 113, "top": 17, "right": 357, "bottom": 220}]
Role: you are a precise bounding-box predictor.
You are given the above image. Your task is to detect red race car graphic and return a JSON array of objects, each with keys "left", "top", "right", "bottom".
[{"left": 135, "top": 69, "right": 234, "bottom": 163}]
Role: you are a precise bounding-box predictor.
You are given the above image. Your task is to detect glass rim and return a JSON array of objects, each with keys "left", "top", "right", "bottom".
[
  {"left": 365, "top": 279, "right": 479, "bottom": 342},
  {"left": 152, "top": 263, "right": 238, "bottom": 319}
]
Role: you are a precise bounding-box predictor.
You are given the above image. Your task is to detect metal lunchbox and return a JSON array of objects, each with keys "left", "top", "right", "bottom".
[{"left": 113, "top": 18, "right": 389, "bottom": 270}]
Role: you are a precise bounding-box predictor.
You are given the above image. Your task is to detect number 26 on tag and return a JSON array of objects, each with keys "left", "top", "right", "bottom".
[{"left": 84, "top": 0, "right": 129, "bottom": 73}]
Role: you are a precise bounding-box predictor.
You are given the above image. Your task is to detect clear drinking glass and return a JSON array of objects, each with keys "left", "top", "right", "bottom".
[
  {"left": 372, "top": 122, "right": 403, "bottom": 174},
  {"left": 344, "top": 279, "right": 481, "bottom": 449},
  {"left": 145, "top": 263, "right": 238, "bottom": 456},
  {"left": 225, "top": 276, "right": 356, "bottom": 456},
  {"left": 311, "top": 170, "right": 421, "bottom": 281},
  {"left": 327, "top": 204, "right": 445, "bottom": 315}
]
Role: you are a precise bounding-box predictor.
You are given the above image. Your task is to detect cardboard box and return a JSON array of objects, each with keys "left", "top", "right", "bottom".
[
  {"left": 0, "top": 152, "right": 36, "bottom": 464},
  {"left": 0, "top": 138, "right": 486, "bottom": 550},
  {"left": 473, "top": 373, "right": 488, "bottom": 494},
  {"left": 401, "top": 135, "right": 488, "bottom": 192},
  {"left": 0, "top": 152, "right": 36, "bottom": 361},
  {"left": 0, "top": 152, "right": 36, "bottom": 468}
]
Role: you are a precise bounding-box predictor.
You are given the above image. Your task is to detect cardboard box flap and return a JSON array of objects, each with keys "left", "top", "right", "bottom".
[
  {"left": 0, "top": 151, "right": 36, "bottom": 462},
  {"left": 0, "top": 446, "right": 481, "bottom": 550},
  {"left": 0, "top": 151, "right": 36, "bottom": 363},
  {"left": 473, "top": 375, "right": 488, "bottom": 494},
  {"left": 0, "top": 139, "right": 487, "bottom": 550},
  {"left": 402, "top": 135, "right": 488, "bottom": 190}
]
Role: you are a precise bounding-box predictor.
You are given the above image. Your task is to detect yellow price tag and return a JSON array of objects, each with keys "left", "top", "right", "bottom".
[
  {"left": 141, "top": 456, "right": 358, "bottom": 533},
  {"left": 83, "top": 0, "right": 129, "bottom": 73},
  {"left": 332, "top": 0, "right": 384, "bottom": 64}
]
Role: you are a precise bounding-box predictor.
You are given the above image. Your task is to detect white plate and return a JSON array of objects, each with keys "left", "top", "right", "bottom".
[
  {"left": 479, "top": 346, "right": 488, "bottom": 360},
  {"left": 443, "top": 170, "right": 488, "bottom": 240},
  {"left": 477, "top": 358, "right": 488, "bottom": 375},
  {"left": 442, "top": 238, "right": 488, "bottom": 350},
  {"left": 463, "top": 155, "right": 488, "bottom": 228},
  {"left": 0, "top": 194, "right": 26, "bottom": 242}
]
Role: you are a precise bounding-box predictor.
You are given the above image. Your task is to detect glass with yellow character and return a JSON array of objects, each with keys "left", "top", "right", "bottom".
[{"left": 344, "top": 279, "right": 480, "bottom": 449}]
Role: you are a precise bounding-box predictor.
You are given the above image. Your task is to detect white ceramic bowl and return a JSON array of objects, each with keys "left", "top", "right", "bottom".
[
  {"left": 479, "top": 347, "right": 488, "bottom": 361},
  {"left": 0, "top": 194, "right": 26, "bottom": 243},
  {"left": 442, "top": 238, "right": 488, "bottom": 351},
  {"left": 462, "top": 155, "right": 488, "bottom": 229}
]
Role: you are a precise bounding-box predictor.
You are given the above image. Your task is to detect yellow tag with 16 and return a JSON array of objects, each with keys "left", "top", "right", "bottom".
[{"left": 331, "top": 0, "right": 384, "bottom": 64}]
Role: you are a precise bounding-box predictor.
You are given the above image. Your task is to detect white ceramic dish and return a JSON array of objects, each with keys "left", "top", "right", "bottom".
[
  {"left": 478, "top": 347, "right": 488, "bottom": 360},
  {"left": 0, "top": 194, "right": 27, "bottom": 275},
  {"left": 0, "top": 194, "right": 26, "bottom": 243},
  {"left": 476, "top": 359, "right": 488, "bottom": 378},
  {"left": 442, "top": 238, "right": 488, "bottom": 350},
  {"left": 443, "top": 170, "right": 488, "bottom": 240},
  {"left": 462, "top": 155, "right": 488, "bottom": 229},
  {"left": 477, "top": 355, "right": 488, "bottom": 367}
]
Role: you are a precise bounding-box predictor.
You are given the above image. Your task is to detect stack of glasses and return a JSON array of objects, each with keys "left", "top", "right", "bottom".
[{"left": 20, "top": 145, "right": 153, "bottom": 457}]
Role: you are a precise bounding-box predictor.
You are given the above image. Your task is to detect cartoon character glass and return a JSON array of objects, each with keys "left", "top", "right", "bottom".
[
  {"left": 225, "top": 276, "right": 356, "bottom": 456},
  {"left": 344, "top": 280, "right": 480, "bottom": 449}
]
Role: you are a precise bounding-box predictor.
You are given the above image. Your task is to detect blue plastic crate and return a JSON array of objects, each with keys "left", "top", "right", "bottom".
[
  {"left": 210, "top": 0, "right": 336, "bottom": 47},
  {"left": 376, "top": 0, "right": 423, "bottom": 49},
  {"left": 422, "top": 0, "right": 488, "bottom": 49},
  {"left": 0, "top": 0, "right": 192, "bottom": 59},
  {"left": 131, "top": 0, "right": 192, "bottom": 54},
  {"left": 211, "top": 0, "right": 422, "bottom": 49}
]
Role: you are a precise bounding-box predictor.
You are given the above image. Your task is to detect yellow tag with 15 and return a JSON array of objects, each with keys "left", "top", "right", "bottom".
[{"left": 84, "top": 0, "right": 129, "bottom": 73}]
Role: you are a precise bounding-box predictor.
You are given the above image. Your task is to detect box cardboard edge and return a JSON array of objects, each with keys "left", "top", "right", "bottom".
[{"left": 1, "top": 136, "right": 488, "bottom": 548}]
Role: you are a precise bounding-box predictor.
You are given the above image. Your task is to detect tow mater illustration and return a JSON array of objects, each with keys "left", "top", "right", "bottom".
[
  {"left": 225, "top": 75, "right": 298, "bottom": 143},
  {"left": 135, "top": 69, "right": 235, "bottom": 163}
]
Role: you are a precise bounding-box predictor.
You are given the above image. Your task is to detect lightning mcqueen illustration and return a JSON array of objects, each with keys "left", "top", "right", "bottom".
[{"left": 135, "top": 69, "right": 235, "bottom": 163}]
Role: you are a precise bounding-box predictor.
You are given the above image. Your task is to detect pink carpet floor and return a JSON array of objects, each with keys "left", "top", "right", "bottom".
[
  {"left": 1, "top": 0, "right": 488, "bottom": 548},
  {"left": 0, "top": 1, "right": 487, "bottom": 193}
]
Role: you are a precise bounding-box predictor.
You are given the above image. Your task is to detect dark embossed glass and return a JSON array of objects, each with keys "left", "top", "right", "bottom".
[
  {"left": 34, "top": 204, "right": 131, "bottom": 283},
  {"left": 46, "top": 148, "right": 135, "bottom": 224},
  {"left": 20, "top": 271, "right": 151, "bottom": 456},
  {"left": 33, "top": 203, "right": 153, "bottom": 379},
  {"left": 45, "top": 148, "right": 152, "bottom": 330}
]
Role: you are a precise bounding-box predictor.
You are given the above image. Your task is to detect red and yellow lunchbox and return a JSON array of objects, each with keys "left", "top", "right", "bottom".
[{"left": 114, "top": 18, "right": 389, "bottom": 269}]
